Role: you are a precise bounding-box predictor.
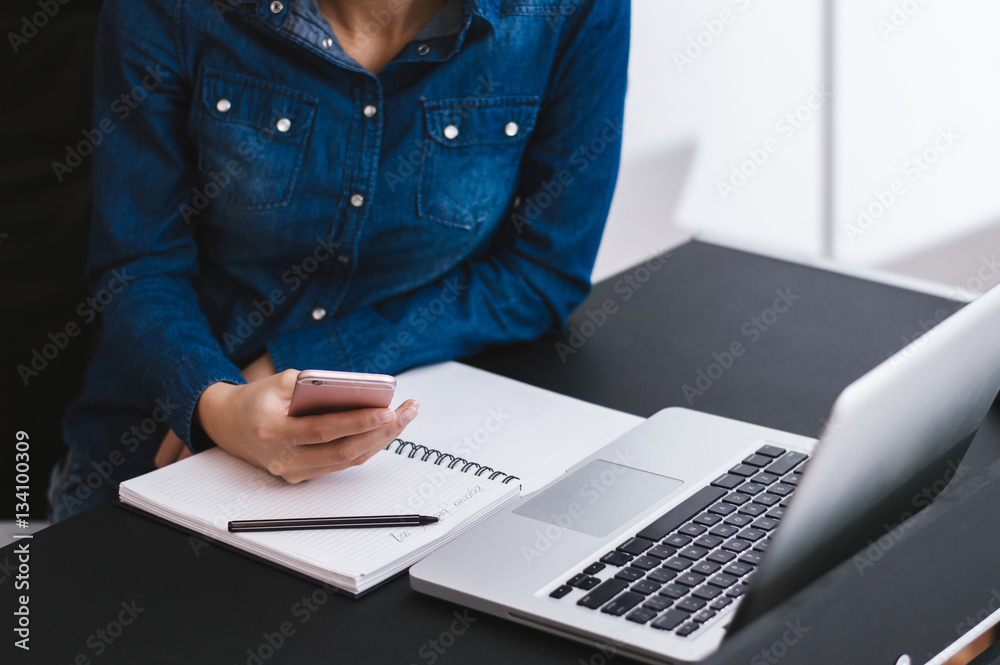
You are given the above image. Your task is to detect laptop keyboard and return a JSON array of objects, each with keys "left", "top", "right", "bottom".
[{"left": 547, "top": 445, "right": 809, "bottom": 638}]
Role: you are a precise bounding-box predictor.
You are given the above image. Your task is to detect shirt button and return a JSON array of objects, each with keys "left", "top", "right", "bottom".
[
  {"left": 363, "top": 104, "right": 377, "bottom": 118},
  {"left": 350, "top": 194, "right": 364, "bottom": 207},
  {"left": 505, "top": 122, "right": 519, "bottom": 137},
  {"left": 311, "top": 307, "right": 327, "bottom": 321},
  {"left": 417, "top": 44, "right": 430, "bottom": 56},
  {"left": 216, "top": 98, "right": 231, "bottom": 113},
  {"left": 270, "top": 1, "right": 283, "bottom": 14},
  {"left": 276, "top": 118, "right": 291, "bottom": 132},
  {"left": 443, "top": 125, "right": 459, "bottom": 140},
  {"left": 321, "top": 37, "right": 333, "bottom": 49}
]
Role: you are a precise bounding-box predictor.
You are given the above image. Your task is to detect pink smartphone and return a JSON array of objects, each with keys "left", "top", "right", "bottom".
[{"left": 287, "top": 370, "right": 397, "bottom": 417}]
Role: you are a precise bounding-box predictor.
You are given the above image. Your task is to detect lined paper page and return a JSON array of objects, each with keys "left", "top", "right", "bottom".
[
  {"left": 391, "top": 363, "right": 644, "bottom": 493},
  {"left": 120, "top": 447, "right": 517, "bottom": 594}
]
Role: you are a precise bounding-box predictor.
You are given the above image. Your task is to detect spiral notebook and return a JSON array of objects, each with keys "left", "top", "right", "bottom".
[{"left": 118, "top": 362, "right": 643, "bottom": 596}]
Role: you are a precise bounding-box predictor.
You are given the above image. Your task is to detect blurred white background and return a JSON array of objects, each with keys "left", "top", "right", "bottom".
[{"left": 594, "top": 0, "right": 1000, "bottom": 297}]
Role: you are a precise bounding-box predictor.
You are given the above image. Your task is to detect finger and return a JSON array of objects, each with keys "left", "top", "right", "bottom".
[
  {"left": 283, "top": 403, "right": 406, "bottom": 447},
  {"left": 279, "top": 402, "right": 420, "bottom": 480},
  {"left": 154, "top": 430, "right": 186, "bottom": 468}
]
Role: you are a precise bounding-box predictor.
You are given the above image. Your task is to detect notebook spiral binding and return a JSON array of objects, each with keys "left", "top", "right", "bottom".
[{"left": 386, "top": 439, "right": 521, "bottom": 485}]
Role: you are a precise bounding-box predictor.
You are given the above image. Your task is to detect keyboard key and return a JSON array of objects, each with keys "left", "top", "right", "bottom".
[
  {"left": 711, "top": 474, "right": 745, "bottom": 490},
  {"left": 677, "top": 523, "right": 707, "bottom": 537},
  {"left": 694, "top": 535, "right": 724, "bottom": 549},
  {"left": 737, "top": 482, "right": 765, "bottom": 495},
  {"left": 662, "top": 557, "right": 692, "bottom": 572},
  {"left": 583, "top": 562, "right": 606, "bottom": 575},
  {"left": 631, "top": 556, "right": 660, "bottom": 571},
  {"left": 643, "top": 595, "right": 672, "bottom": 612},
  {"left": 765, "top": 451, "right": 808, "bottom": 476},
  {"left": 676, "top": 572, "right": 706, "bottom": 587},
  {"left": 708, "top": 502, "right": 737, "bottom": 516},
  {"left": 651, "top": 609, "right": 688, "bottom": 631},
  {"left": 578, "top": 579, "right": 627, "bottom": 609},
  {"left": 722, "top": 492, "right": 751, "bottom": 506},
  {"left": 753, "top": 493, "right": 781, "bottom": 507},
  {"left": 739, "top": 503, "right": 767, "bottom": 517},
  {"left": 710, "top": 597, "right": 733, "bottom": 610},
  {"left": 692, "top": 585, "right": 723, "bottom": 601},
  {"left": 659, "top": 583, "right": 688, "bottom": 599},
  {"left": 662, "top": 533, "right": 692, "bottom": 548},
  {"left": 710, "top": 524, "right": 739, "bottom": 538},
  {"left": 614, "top": 567, "right": 645, "bottom": 582},
  {"left": 675, "top": 622, "right": 700, "bottom": 637},
  {"left": 728, "top": 464, "right": 758, "bottom": 477},
  {"left": 577, "top": 576, "right": 601, "bottom": 590},
  {"left": 618, "top": 537, "right": 655, "bottom": 555},
  {"left": 753, "top": 517, "right": 780, "bottom": 531},
  {"left": 724, "top": 562, "right": 752, "bottom": 577},
  {"left": 601, "top": 591, "right": 644, "bottom": 616},
  {"left": 691, "top": 561, "right": 721, "bottom": 575},
  {"left": 723, "top": 538, "right": 752, "bottom": 553},
  {"left": 742, "top": 454, "right": 772, "bottom": 467},
  {"left": 756, "top": 444, "right": 786, "bottom": 458},
  {"left": 724, "top": 514, "right": 753, "bottom": 527},
  {"left": 726, "top": 585, "right": 746, "bottom": 598},
  {"left": 753, "top": 539, "right": 770, "bottom": 553},
  {"left": 694, "top": 513, "right": 722, "bottom": 527},
  {"left": 784, "top": 474, "right": 800, "bottom": 486},
  {"left": 740, "top": 528, "right": 767, "bottom": 542},
  {"left": 647, "top": 544, "right": 678, "bottom": 559},
  {"left": 706, "top": 549, "right": 736, "bottom": 564},
  {"left": 600, "top": 551, "right": 633, "bottom": 567},
  {"left": 626, "top": 608, "right": 657, "bottom": 624},
  {"left": 739, "top": 551, "right": 763, "bottom": 566},
  {"left": 751, "top": 472, "right": 779, "bottom": 485},
  {"left": 678, "top": 546, "right": 709, "bottom": 561},
  {"left": 692, "top": 608, "right": 717, "bottom": 623},
  {"left": 768, "top": 483, "right": 794, "bottom": 497},
  {"left": 567, "top": 573, "right": 586, "bottom": 587},
  {"left": 647, "top": 568, "right": 677, "bottom": 584},
  {"left": 631, "top": 579, "right": 662, "bottom": 596},
  {"left": 708, "top": 573, "right": 739, "bottom": 588},
  {"left": 550, "top": 585, "right": 572, "bottom": 599},
  {"left": 637, "top": 486, "right": 727, "bottom": 541},
  {"left": 676, "top": 596, "right": 707, "bottom": 612}
]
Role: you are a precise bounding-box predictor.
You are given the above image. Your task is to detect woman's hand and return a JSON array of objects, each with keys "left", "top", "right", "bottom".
[
  {"left": 195, "top": 370, "right": 418, "bottom": 483},
  {"left": 154, "top": 352, "right": 278, "bottom": 467}
]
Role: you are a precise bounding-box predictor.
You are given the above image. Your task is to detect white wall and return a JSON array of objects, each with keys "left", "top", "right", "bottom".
[{"left": 594, "top": 0, "right": 1000, "bottom": 287}]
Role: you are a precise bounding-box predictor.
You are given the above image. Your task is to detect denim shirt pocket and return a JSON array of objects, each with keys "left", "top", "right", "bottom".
[
  {"left": 196, "top": 68, "right": 318, "bottom": 210},
  {"left": 418, "top": 96, "right": 539, "bottom": 229}
]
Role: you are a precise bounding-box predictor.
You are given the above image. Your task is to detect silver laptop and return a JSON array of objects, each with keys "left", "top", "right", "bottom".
[{"left": 410, "top": 283, "right": 1000, "bottom": 664}]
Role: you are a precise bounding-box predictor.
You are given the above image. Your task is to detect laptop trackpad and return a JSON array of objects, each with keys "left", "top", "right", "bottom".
[{"left": 513, "top": 460, "right": 683, "bottom": 538}]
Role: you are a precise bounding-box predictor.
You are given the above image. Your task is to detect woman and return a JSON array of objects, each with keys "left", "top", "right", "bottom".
[{"left": 51, "top": 0, "right": 629, "bottom": 519}]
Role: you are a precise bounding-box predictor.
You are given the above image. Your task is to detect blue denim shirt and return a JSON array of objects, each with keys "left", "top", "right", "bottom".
[{"left": 63, "top": 0, "right": 629, "bottom": 487}]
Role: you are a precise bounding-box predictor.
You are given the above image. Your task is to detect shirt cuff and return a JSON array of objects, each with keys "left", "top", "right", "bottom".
[{"left": 160, "top": 350, "right": 245, "bottom": 453}]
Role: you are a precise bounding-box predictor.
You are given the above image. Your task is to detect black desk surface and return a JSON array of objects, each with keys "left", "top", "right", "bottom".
[{"left": 5, "top": 241, "right": 1000, "bottom": 665}]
